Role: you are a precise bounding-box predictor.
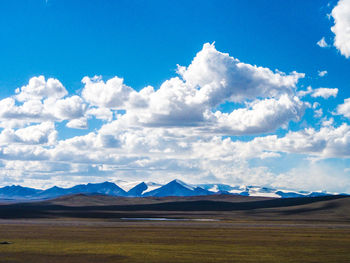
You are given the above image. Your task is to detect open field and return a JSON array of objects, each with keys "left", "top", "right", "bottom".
[
  {"left": 0, "top": 195, "right": 349, "bottom": 262},
  {"left": 0, "top": 222, "right": 350, "bottom": 263}
]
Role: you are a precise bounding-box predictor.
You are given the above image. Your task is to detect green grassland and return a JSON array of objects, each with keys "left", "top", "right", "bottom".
[{"left": 1, "top": 222, "right": 350, "bottom": 263}]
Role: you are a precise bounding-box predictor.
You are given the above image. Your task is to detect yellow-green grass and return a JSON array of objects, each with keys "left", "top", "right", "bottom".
[{"left": 1, "top": 223, "right": 350, "bottom": 263}]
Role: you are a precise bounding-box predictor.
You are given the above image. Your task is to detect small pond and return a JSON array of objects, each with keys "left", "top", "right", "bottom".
[{"left": 120, "top": 218, "right": 218, "bottom": 221}]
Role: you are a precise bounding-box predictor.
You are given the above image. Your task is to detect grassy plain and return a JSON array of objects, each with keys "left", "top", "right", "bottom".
[{"left": 0, "top": 221, "right": 350, "bottom": 263}]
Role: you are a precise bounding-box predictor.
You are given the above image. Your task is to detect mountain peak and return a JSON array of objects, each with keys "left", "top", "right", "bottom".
[
  {"left": 169, "top": 179, "right": 194, "bottom": 190},
  {"left": 94, "top": 181, "right": 116, "bottom": 186},
  {"left": 5, "top": 185, "right": 25, "bottom": 189},
  {"left": 127, "top": 182, "right": 148, "bottom": 196},
  {"left": 143, "top": 179, "right": 210, "bottom": 197}
]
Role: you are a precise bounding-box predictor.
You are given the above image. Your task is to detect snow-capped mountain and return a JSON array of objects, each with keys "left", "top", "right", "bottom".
[
  {"left": 198, "top": 184, "right": 332, "bottom": 198},
  {"left": 143, "top": 179, "right": 213, "bottom": 197},
  {"left": 0, "top": 180, "right": 340, "bottom": 200},
  {"left": 198, "top": 184, "right": 243, "bottom": 194},
  {"left": 127, "top": 182, "right": 148, "bottom": 196},
  {"left": 140, "top": 182, "right": 164, "bottom": 195}
]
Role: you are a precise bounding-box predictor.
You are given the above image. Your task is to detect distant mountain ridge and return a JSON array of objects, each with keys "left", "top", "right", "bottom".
[
  {"left": 0, "top": 179, "right": 343, "bottom": 200},
  {"left": 37, "top": 182, "right": 127, "bottom": 199}
]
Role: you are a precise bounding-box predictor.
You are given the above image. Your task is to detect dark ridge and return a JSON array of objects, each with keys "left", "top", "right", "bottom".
[{"left": 0, "top": 194, "right": 348, "bottom": 219}]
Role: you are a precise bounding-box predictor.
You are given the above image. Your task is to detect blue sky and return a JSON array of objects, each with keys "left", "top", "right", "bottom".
[
  {"left": 1, "top": 0, "right": 348, "bottom": 92},
  {"left": 0, "top": 0, "right": 350, "bottom": 192}
]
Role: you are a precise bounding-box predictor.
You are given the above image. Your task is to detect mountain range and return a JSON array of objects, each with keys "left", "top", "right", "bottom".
[{"left": 0, "top": 179, "right": 342, "bottom": 200}]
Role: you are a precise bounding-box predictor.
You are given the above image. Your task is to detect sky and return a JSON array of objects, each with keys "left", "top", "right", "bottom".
[{"left": 0, "top": 0, "right": 350, "bottom": 192}]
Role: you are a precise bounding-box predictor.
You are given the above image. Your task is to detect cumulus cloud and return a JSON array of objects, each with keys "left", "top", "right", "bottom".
[
  {"left": 0, "top": 78, "right": 87, "bottom": 128},
  {"left": 124, "top": 77, "right": 206, "bottom": 127},
  {"left": 15, "top": 76, "right": 67, "bottom": 102},
  {"left": 0, "top": 122, "right": 57, "bottom": 146},
  {"left": 337, "top": 98, "right": 350, "bottom": 118},
  {"left": 247, "top": 124, "right": 350, "bottom": 158},
  {"left": 45, "top": 96, "right": 87, "bottom": 121},
  {"left": 82, "top": 76, "right": 133, "bottom": 108},
  {"left": 178, "top": 43, "right": 303, "bottom": 104},
  {"left": 311, "top": 87, "right": 338, "bottom": 99},
  {"left": 66, "top": 118, "right": 88, "bottom": 129},
  {"left": 298, "top": 86, "right": 338, "bottom": 99},
  {"left": 86, "top": 107, "right": 113, "bottom": 121},
  {"left": 273, "top": 162, "right": 350, "bottom": 192},
  {"left": 105, "top": 43, "right": 306, "bottom": 133},
  {"left": 331, "top": 0, "right": 350, "bottom": 58},
  {"left": 297, "top": 86, "right": 313, "bottom": 97},
  {"left": 210, "top": 95, "right": 306, "bottom": 135},
  {"left": 2, "top": 44, "right": 304, "bottom": 136}
]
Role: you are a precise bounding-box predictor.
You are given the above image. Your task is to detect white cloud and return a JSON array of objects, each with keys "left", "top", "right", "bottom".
[
  {"left": 298, "top": 86, "right": 338, "bottom": 99},
  {"left": 273, "top": 163, "right": 350, "bottom": 193},
  {"left": 317, "top": 37, "right": 329, "bottom": 48},
  {"left": 179, "top": 43, "right": 303, "bottom": 104},
  {"left": 0, "top": 122, "right": 57, "bottom": 146},
  {"left": 66, "top": 118, "right": 88, "bottom": 129},
  {"left": 331, "top": 0, "right": 350, "bottom": 58},
  {"left": 337, "top": 98, "right": 350, "bottom": 118},
  {"left": 322, "top": 117, "right": 334, "bottom": 127},
  {"left": 297, "top": 86, "right": 313, "bottom": 97},
  {"left": 0, "top": 97, "right": 48, "bottom": 127},
  {"left": 311, "top": 87, "right": 338, "bottom": 99},
  {"left": 250, "top": 124, "right": 350, "bottom": 158},
  {"left": 104, "top": 43, "right": 306, "bottom": 134},
  {"left": 314, "top": 108, "right": 323, "bottom": 118},
  {"left": 86, "top": 107, "right": 113, "bottom": 121},
  {"left": 128, "top": 85, "right": 153, "bottom": 108},
  {"left": 45, "top": 95, "right": 87, "bottom": 121},
  {"left": 15, "top": 76, "right": 67, "bottom": 102},
  {"left": 210, "top": 95, "right": 306, "bottom": 135},
  {"left": 318, "top": 70, "right": 328, "bottom": 77},
  {"left": 0, "top": 45, "right": 305, "bottom": 137},
  {"left": 0, "top": 79, "right": 87, "bottom": 128},
  {"left": 125, "top": 76, "right": 206, "bottom": 127},
  {"left": 82, "top": 76, "right": 133, "bottom": 108}
]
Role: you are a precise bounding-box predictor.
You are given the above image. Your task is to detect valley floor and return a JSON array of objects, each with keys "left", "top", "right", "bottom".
[{"left": 0, "top": 220, "right": 350, "bottom": 263}]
